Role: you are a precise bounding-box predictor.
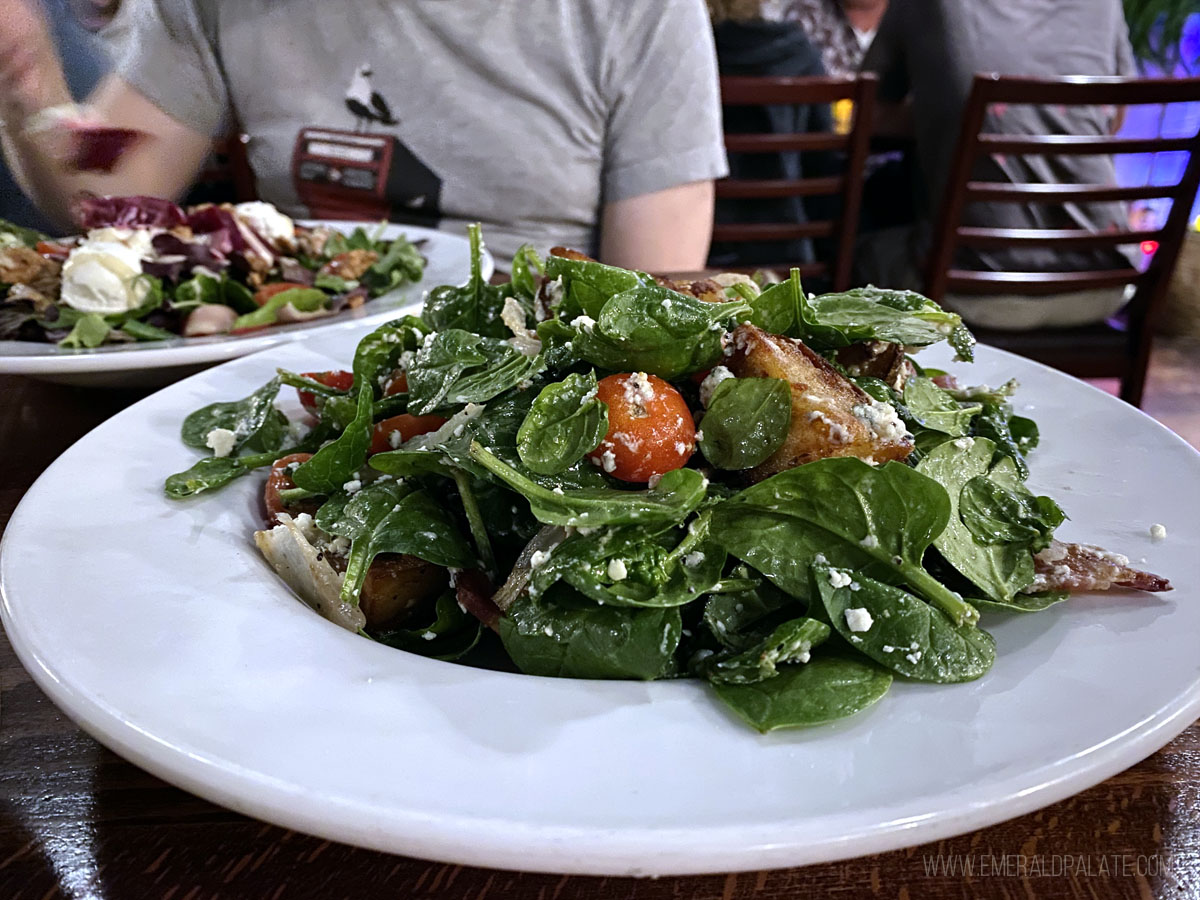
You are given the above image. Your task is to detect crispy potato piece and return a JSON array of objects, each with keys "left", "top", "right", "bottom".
[
  {"left": 360, "top": 553, "right": 447, "bottom": 627},
  {"left": 724, "top": 324, "right": 914, "bottom": 480},
  {"left": 549, "top": 246, "right": 593, "bottom": 262},
  {"left": 834, "top": 341, "right": 914, "bottom": 392}
]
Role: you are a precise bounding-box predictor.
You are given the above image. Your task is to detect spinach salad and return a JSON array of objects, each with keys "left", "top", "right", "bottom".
[{"left": 165, "top": 226, "right": 1171, "bottom": 732}]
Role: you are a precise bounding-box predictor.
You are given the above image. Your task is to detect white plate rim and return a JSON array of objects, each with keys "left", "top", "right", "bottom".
[{"left": 2, "top": 340, "right": 1198, "bottom": 877}]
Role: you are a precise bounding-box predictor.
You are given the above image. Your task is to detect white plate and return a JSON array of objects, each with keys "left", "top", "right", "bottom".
[
  {"left": 0, "top": 222, "right": 490, "bottom": 387},
  {"left": 2, "top": 337, "right": 1198, "bottom": 877}
]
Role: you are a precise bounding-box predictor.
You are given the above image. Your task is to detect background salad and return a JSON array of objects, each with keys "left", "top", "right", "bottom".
[
  {"left": 0, "top": 195, "right": 424, "bottom": 348},
  {"left": 165, "top": 225, "right": 1171, "bottom": 733}
]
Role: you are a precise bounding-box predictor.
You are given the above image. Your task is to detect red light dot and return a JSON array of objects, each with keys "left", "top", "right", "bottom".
[{"left": 1141, "top": 240, "right": 1159, "bottom": 255}]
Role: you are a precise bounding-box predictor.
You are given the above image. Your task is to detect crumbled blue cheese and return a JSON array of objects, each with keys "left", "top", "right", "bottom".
[
  {"left": 607, "top": 558, "right": 628, "bottom": 581},
  {"left": 699, "top": 365, "right": 735, "bottom": 407},
  {"left": 828, "top": 569, "right": 853, "bottom": 589},
  {"left": 529, "top": 549, "right": 551, "bottom": 569},
  {"left": 844, "top": 607, "right": 873, "bottom": 633},
  {"left": 683, "top": 551, "right": 706, "bottom": 568},
  {"left": 570, "top": 314, "right": 596, "bottom": 333},
  {"left": 623, "top": 371, "right": 656, "bottom": 406},
  {"left": 342, "top": 479, "right": 362, "bottom": 493},
  {"left": 1150, "top": 523, "right": 1168, "bottom": 541},
  {"left": 205, "top": 427, "right": 237, "bottom": 458},
  {"left": 851, "top": 399, "right": 911, "bottom": 444},
  {"left": 860, "top": 534, "right": 879, "bottom": 549},
  {"left": 953, "top": 437, "right": 975, "bottom": 450}
]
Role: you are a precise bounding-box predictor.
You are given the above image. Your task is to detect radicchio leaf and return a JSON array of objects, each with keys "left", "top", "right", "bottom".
[{"left": 72, "top": 193, "right": 186, "bottom": 230}]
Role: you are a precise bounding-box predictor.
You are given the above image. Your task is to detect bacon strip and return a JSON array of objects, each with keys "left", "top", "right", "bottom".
[{"left": 1024, "top": 540, "right": 1172, "bottom": 594}]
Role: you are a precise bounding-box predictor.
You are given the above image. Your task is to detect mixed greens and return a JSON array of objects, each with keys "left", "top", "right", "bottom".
[
  {"left": 0, "top": 197, "right": 424, "bottom": 347},
  {"left": 164, "top": 225, "right": 1170, "bottom": 733}
]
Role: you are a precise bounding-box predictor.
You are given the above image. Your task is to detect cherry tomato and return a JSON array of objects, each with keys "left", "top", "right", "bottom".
[
  {"left": 35, "top": 240, "right": 70, "bottom": 258},
  {"left": 383, "top": 370, "right": 409, "bottom": 396},
  {"left": 263, "top": 453, "right": 315, "bottom": 525},
  {"left": 370, "top": 413, "right": 447, "bottom": 454},
  {"left": 252, "top": 281, "right": 312, "bottom": 307},
  {"left": 296, "top": 369, "right": 354, "bottom": 414},
  {"left": 588, "top": 372, "right": 695, "bottom": 483}
]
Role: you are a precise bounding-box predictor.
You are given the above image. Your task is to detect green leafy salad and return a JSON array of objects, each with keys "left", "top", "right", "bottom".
[{"left": 165, "top": 225, "right": 1171, "bottom": 733}]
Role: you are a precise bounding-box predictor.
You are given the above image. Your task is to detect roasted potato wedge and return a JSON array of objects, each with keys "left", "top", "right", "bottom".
[
  {"left": 360, "top": 553, "right": 448, "bottom": 627},
  {"left": 724, "top": 324, "right": 914, "bottom": 480}
]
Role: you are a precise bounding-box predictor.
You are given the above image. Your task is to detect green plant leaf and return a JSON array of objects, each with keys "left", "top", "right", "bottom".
[
  {"left": 815, "top": 564, "right": 996, "bottom": 683},
  {"left": 516, "top": 371, "right": 609, "bottom": 475},
  {"left": 711, "top": 654, "right": 892, "bottom": 732},
  {"left": 699, "top": 377, "right": 791, "bottom": 470}
]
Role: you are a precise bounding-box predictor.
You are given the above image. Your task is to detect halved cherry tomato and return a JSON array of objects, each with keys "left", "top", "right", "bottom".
[
  {"left": 263, "top": 453, "right": 315, "bottom": 525},
  {"left": 588, "top": 372, "right": 695, "bottom": 483},
  {"left": 35, "top": 240, "right": 70, "bottom": 258},
  {"left": 383, "top": 370, "right": 409, "bottom": 396},
  {"left": 252, "top": 281, "right": 312, "bottom": 307},
  {"left": 370, "top": 413, "right": 447, "bottom": 454},
  {"left": 296, "top": 369, "right": 354, "bottom": 414}
]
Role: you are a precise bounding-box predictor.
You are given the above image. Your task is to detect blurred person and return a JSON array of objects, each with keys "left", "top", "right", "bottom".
[
  {"left": 0, "top": 0, "right": 727, "bottom": 270},
  {"left": 707, "top": 0, "right": 833, "bottom": 272},
  {"left": 860, "top": 0, "right": 1137, "bottom": 329},
  {"left": 771, "top": 0, "right": 888, "bottom": 76},
  {"left": 0, "top": 0, "right": 111, "bottom": 231}
]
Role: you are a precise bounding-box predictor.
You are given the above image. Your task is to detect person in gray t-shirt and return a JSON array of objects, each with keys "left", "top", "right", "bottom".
[
  {"left": 859, "top": 0, "right": 1138, "bottom": 328},
  {"left": 0, "top": 0, "right": 728, "bottom": 270}
]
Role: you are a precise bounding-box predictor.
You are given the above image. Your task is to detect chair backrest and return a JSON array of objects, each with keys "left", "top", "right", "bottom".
[
  {"left": 714, "top": 74, "right": 877, "bottom": 290},
  {"left": 926, "top": 74, "right": 1200, "bottom": 333}
]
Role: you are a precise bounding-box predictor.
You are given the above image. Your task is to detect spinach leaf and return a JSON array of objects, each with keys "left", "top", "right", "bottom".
[
  {"left": 711, "top": 457, "right": 979, "bottom": 625},
  {"left": 0, "top": 218, "right": 49, "bottom": 247},
  {"left": 814, "top": 564, "right": 996, "bottom": 683},
  {"left": 741, "top": 273, "right": 797, "bottom": 335},
  {"left": 510, "top": 243, "right": 545, "bottom": 301},
  {"left": 960, "top": 474, "right": 1065, "bottom": 551},
  {"left": 796, "top": 285, "right": 972, "bottom": 359},
  {"left": 703, "top": 577, "right": 800, "bottom": 650},
  {"left": 174, "top": 272, "right": 256, "bottom": 313},
  {"left": 972, "top": 590, "right": 1068, "bottom": 614},
  {"left": 58, "top": 312, "right": 110, "bottom": 349},
  {"left": 407, "top": 329, "right": 541, "bottom": 415},
  {"left": 469, "top": 441, "right": 709, "bottom": 527},
  {"left": 372, "top": 590, "right": 481, "bottom": 661},
  {"left": 291, "top": 384, "right": 374, "bottom": 493},
  {"left": 163, "top": 429, "right": 332, "bottom": 499},
  {"left": 543, "top": 254, "right": 649, "bottom": 320},
  {"left": 902, "top": 376, "right": 981, "bottom": 437},
  {"left": 120, "top": 319, "right": 176, "bottom": 342},
  {"left": 421, "top": 223, "right": 509, "bottom": 338},
  {"left": 498, "top": 587, "right": 682, "bottom": 680},
  {"left": 711, "top": 655, "right": 892, "bottom": 732},
  {"left": 973, "top": 402, "right": 1039, "bottom": 479},
  {"left": 699, "top": 377, "right": 791, "bottom": 470},
  {"left": 562, "top": 286, "right": 752, "bottom": 380},
  {"left": 351, "top": 317, "right": 424, "bottom": 395},
  {"left": 698, "top": 617, "right": 830, "bottom": 684},
  {"left": 180, "top": 377, "right": 283, "bottom": 453},
  {"left": 231, "top": 288, "right": 327, "bottom": 330},
  {"left": 325, "top": 484, "right": 476, "bottom": 605},
  {"left": 516, "top": 371, "right": 608, "bottom": 475},
  {"left": 915, "top": 438, "right": 1037, "bottom": 603},
  {"left": 361, "top": 233, "right": 424, "bottom": 295},
  {"left": 528, "top": 519, "right": 725, "bottom": 608}
]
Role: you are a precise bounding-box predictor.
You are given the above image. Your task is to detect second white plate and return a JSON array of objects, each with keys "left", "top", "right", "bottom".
[{"left": 0, "top": 221, "right": 490, "bottom": 387}]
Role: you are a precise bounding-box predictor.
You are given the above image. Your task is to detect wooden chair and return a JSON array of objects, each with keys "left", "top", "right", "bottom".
[
  {"left": 713, "top": 74, "right": 877, "bottom": 290},
  {"left": 926, "top": 74, "right": 1200, "bottom": 407}
]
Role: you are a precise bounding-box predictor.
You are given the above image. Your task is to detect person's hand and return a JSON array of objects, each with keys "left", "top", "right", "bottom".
[{"left": 0, "top": 0, "right": 70, "bottom": 125}]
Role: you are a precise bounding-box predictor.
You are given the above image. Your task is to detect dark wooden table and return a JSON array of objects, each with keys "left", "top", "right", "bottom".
[{"left": 1, "top": 371, "right": 1197, "bottom": 900}]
